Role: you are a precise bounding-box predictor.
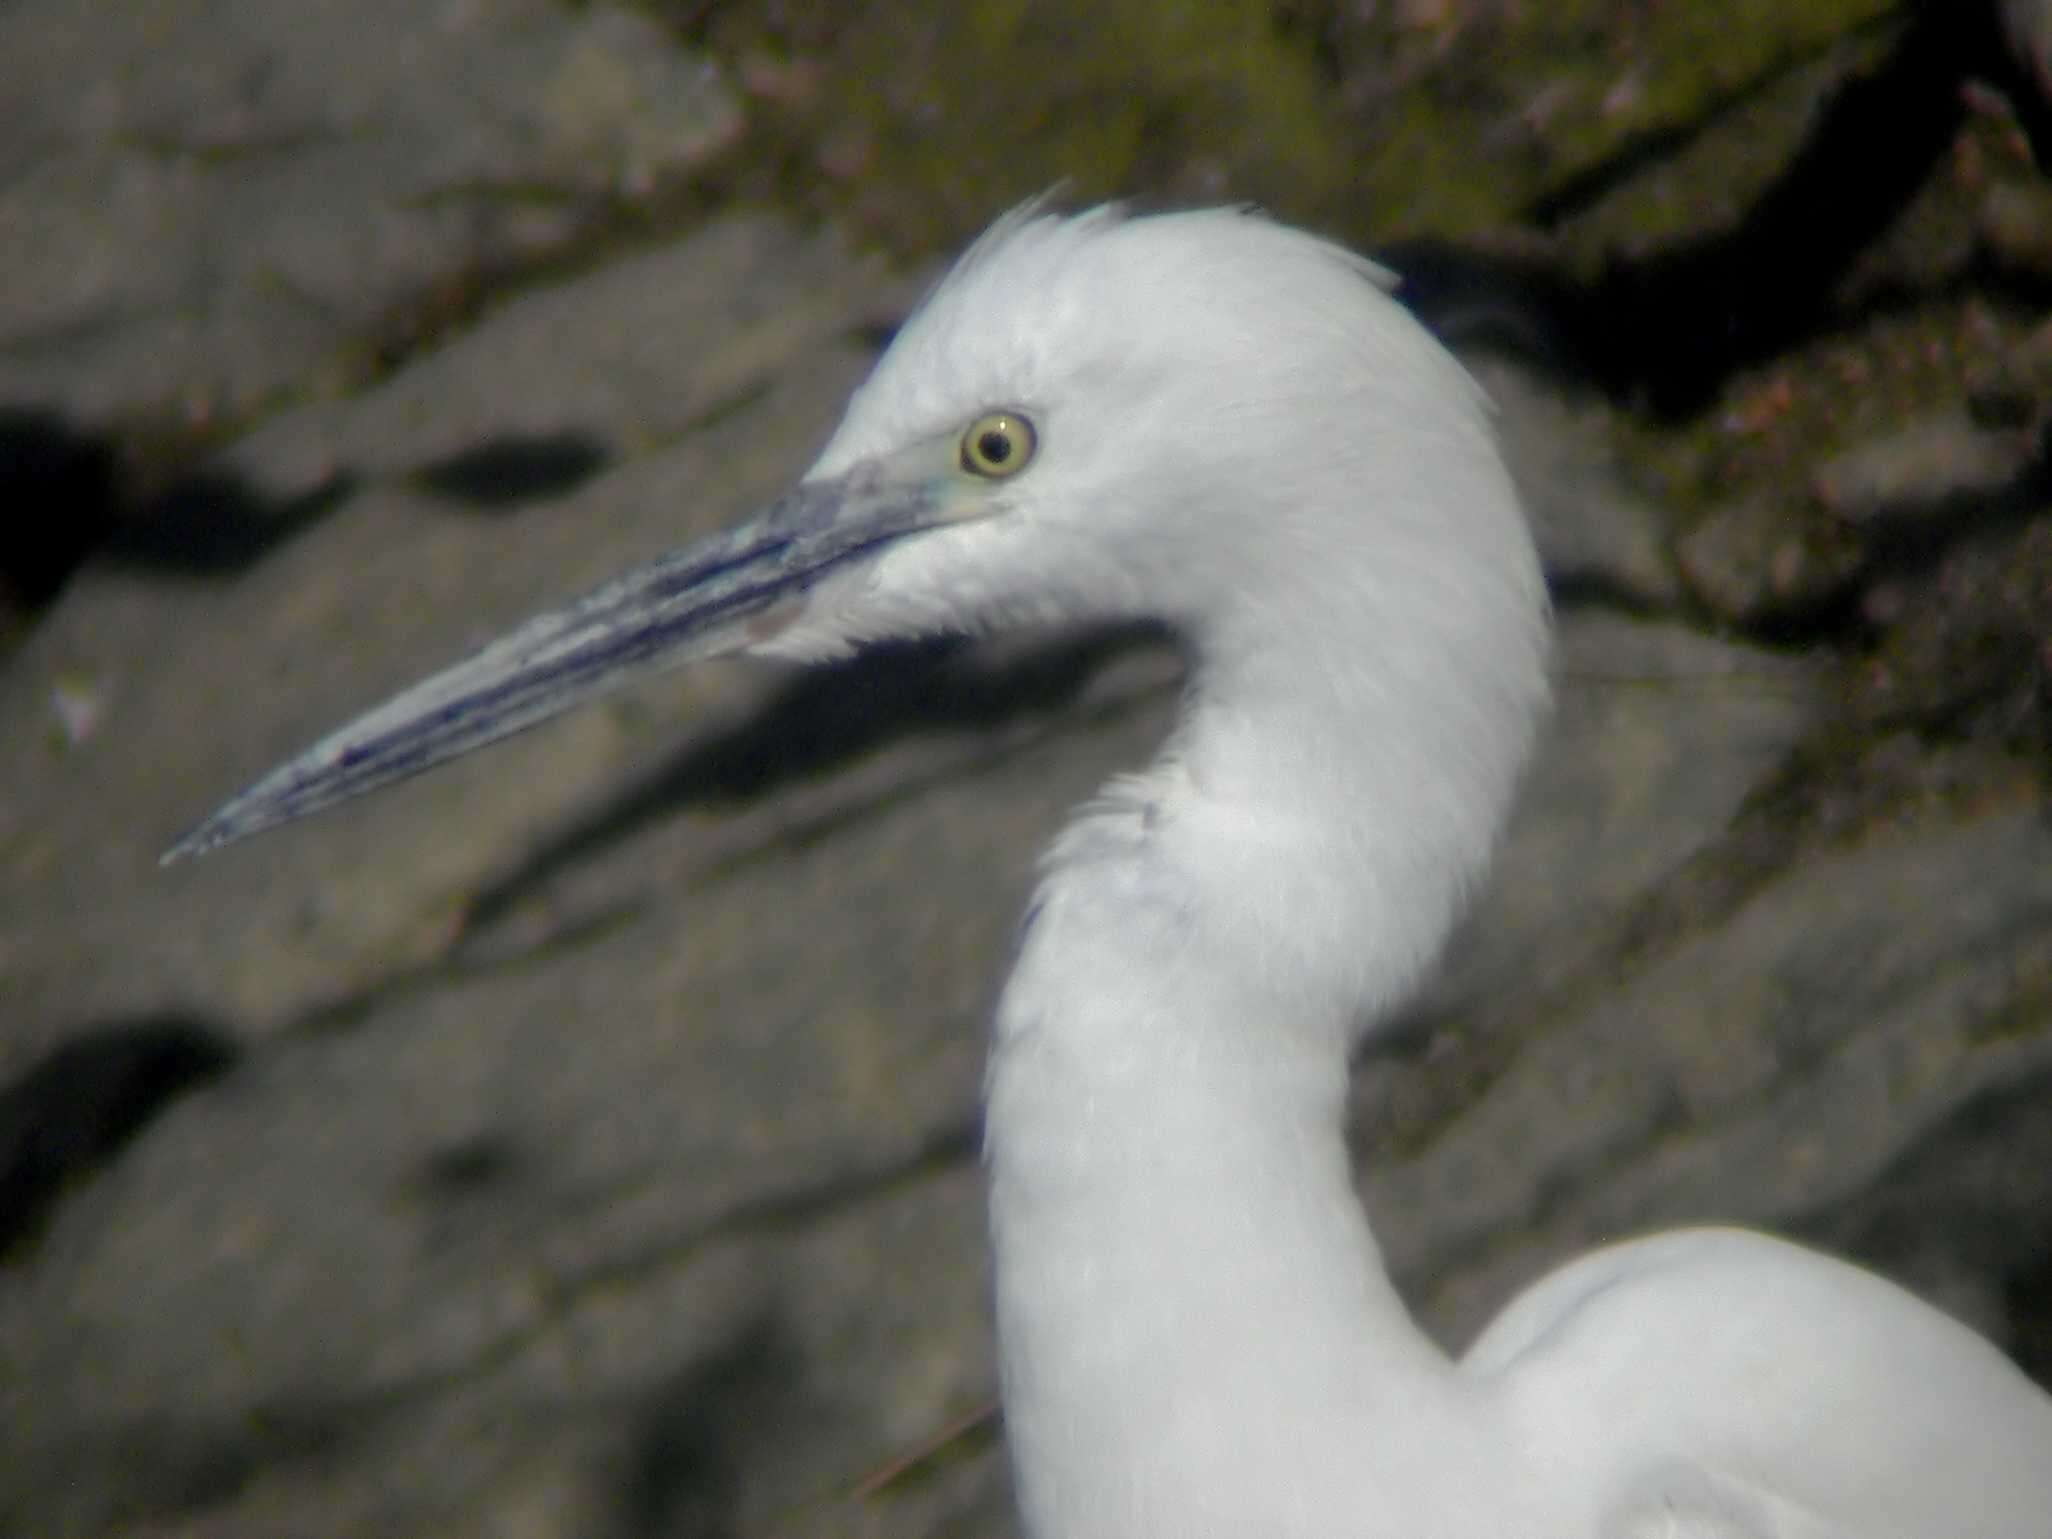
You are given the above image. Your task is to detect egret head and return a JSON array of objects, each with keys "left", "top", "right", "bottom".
[
  {"left": 166, "top": 205, "right": 1544, "bottom": 861},
  {"left": 765, "top": 205, "right": 1527, "bottom": 658}
]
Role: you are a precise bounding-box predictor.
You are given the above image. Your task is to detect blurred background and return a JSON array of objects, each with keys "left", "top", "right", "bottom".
[{"left": 4, "top": 0, "right": 2052, "bottom": 1534}]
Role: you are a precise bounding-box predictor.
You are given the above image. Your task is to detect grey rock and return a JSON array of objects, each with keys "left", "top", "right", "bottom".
[
  {"left": 1466, "top": 352, "right": 1682, "bottom": 606},
  {"left": 0, "top": 0, "right": 740, "bottom": 426},
  {"left": 216, "top": 216, "right": 914, "bottom": 504},
  {"left": 1386, "top": 804, "right": 2052, "bottom": 1348},
  {"left": 1403, "top": 611, "right": 1818, "bottom": 1028},
  {"left": 1675, "top": 493, "right": 1865, "bottom": 625},
  {"left": 1812, "top": 408, "right": 2038, "bottom": 527},
  {"left": 0, "top": 216, "right": 890, "bottom": 1070}
]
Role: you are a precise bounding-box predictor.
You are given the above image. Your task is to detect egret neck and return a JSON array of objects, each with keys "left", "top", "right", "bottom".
[{"left": 985, "top": 417, "right": 1545, "bottom": 1538}]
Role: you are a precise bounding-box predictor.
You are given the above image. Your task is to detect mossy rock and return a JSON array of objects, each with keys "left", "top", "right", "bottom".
[
  {"left": 659, "top": 0, "right": 1903, "bottom": 256},
  {"left": 1335, "top": 0, "right": 1902, "bottom": 239}
]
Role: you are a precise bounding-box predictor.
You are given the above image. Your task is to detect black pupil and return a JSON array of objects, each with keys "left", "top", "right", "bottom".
[{"left": 978, "top": 429, "right": 1011, "bottom": 465}]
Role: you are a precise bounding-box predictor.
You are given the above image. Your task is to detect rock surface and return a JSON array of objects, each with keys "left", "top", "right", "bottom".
[
  {"left": 0, "top": 0, "right": 739, "bottom": 427},
  {"left": 4, "top": 4, "right": 2051, "bottom": 1538}
]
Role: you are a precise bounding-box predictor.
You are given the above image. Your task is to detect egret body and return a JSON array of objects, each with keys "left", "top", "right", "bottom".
[{"left": 173, "top": 207, "right": 2052, "bottom": 1538}]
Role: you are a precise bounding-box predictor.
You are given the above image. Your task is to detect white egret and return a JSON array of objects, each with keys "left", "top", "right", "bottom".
[{"left": 171, "top": 207, "right": 2052, "bottom": 1538}]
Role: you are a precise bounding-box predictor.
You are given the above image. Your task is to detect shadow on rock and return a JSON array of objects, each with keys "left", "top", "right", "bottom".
[
  {"left": 0, "top": 407, "right": 121, "bottom": 609},
  {"left": 408, "top": 1131, "right": 529, "bottom": 1200},
  {"left": 465, "top": 622, "right": 1165, "bottom": 930},
  {"left": 0, "top": 1016, "right": 239, "bottom": 1261},
  {"left": 3, "top": 1393, "right": 386, "bottom": 1537},
  {"left": 613, "top": 1316, "right": 801, "bottom": 1539},
  {"left": 0, "top": 407, "right": 361, "bottom": 603},
  {"left": 100, "top": 464, "right": 356, "bottom": 576},
  {"left": 1390, "top": 0, "right": 2052, "bottom": 417},
  {"left": 409, "top": 429, "right": 612, "bottom": 511},
  {"left": 1810, "top": 1065, "right": 2052, "bottom": 1392}
]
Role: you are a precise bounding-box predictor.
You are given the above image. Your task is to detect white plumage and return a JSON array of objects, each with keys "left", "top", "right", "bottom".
[{"left": 174, "top": 206, "right": 2052, "bottom": 1538}]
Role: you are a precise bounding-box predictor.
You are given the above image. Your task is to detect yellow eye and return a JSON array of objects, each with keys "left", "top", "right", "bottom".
[{"left": 960, "top": 411, "right": 1037, "bottom": 479}]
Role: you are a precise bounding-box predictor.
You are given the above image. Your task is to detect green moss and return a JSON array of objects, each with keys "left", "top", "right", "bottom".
[
  {"left": 648, "top": 0, "right": 1907, "bottom": 261},
  {"left": 661, "top": 0, "right": 1354, "bottom": 256},
  {"left": 1492, "top": 0, "right": 1899, "bottom": 184},
  {"left": 1331, "top": 0, "right": 1904, "bottom": 244}
]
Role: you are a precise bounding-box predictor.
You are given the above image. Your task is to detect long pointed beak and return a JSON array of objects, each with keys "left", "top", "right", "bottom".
[{"left": 164, "top": 459, "right": 963, "bottom": 863}]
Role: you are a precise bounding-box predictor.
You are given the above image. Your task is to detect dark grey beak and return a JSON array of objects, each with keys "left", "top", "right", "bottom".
[{"left": 164, "top": 460, "right": 957, "bottom": 863}]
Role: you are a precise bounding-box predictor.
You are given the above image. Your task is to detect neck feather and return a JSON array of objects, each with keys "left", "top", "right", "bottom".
[
  {"left": 984, "top": 545, "right": 1544, "bottom": 1536},
  {"left": 980, "top": 369, "right": 1549, "bottom": 1534}
]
